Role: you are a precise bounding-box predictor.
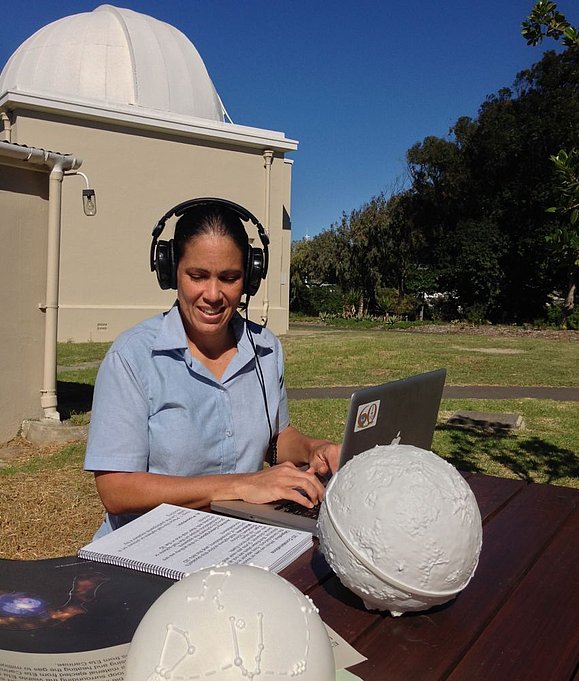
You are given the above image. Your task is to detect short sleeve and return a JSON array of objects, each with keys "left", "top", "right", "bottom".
[{"left": 84, "top": 350, "right": 150, "bottom": 472}]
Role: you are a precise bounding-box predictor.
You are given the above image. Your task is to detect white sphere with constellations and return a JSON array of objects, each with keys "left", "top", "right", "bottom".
[
  {"left": 317, "top": 443, "right": 483, "bottom": 616},
  {"left": 124, "top": 564, "right": 335, "bottom": 680}
]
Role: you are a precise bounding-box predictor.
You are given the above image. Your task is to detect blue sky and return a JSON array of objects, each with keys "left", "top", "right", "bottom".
[{"left": 0, "top": 1, "right": 575, "bottom": 241}]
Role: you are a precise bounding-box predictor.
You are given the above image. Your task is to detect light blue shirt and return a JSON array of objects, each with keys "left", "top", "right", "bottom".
[{"left": 85, "top": 305, "right": 289, "bottom": 534}]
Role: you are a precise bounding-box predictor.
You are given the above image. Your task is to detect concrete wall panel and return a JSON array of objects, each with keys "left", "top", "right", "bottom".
[
  {"left": 12, "top": 112, "right": 292, "bottom": 341},
  {"left": 0, "top": 165, "right": 48, "bottom": 441}
]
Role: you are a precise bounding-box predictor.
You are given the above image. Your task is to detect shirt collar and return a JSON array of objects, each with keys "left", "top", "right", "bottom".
[
  {"left": 152, "top": 303, "right": 188, "bottom": 352},
  {"left": 151, "top": 305, "right": 267, "bottom": 360}
]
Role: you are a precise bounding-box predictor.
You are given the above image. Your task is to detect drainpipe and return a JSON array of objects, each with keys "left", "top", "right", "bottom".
[
  {"left": 40, "top": 161, "right": 66, "bottom": 420},
  {"left": 262, "top": 149, "right": 274, "bottom": 325},
  {"left": 0, "top": 142, "right": 81, "bottom": 421}
]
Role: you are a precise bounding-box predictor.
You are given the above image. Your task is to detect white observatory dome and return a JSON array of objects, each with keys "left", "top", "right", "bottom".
[{"left": 0, "top": 4, "right": 227, "bottom": 121}]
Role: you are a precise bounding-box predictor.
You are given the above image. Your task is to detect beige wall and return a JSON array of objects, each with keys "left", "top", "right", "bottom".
[
  {"left": 0, "top": 163, "right": 48, "bottom": 442},
  {"left": 9, "top": 109, "right": 293, "bottom": 342}
]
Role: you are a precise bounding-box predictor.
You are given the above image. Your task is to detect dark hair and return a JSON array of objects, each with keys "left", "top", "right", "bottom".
[{"left": 173, "top": 204, "right": 249, "bottom": 265}]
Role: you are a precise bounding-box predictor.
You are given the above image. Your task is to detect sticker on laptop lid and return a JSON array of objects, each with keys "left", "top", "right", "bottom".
[{"left": 354, "top": 399, "right": 380, "bottom": 432}]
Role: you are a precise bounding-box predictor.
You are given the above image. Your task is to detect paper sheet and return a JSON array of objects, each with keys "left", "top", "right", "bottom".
[
  {"left": 325, "top": 622, "right": 367, "bottom": 670},
  {"left": 1, "top": 625, "right": 367, "bottom": 680}
]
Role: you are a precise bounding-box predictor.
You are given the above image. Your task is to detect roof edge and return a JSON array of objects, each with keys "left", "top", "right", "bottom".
[{"left": 0, "top": 91, "right": 298, "bottom": 152}]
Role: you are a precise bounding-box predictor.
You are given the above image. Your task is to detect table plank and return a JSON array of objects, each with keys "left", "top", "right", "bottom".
[
  {"left": 446, "top": 507, "right": 579, "bottom": 681},
  {"left": 338, "top": 482, "right": 578, "bottom": 680},
  {"left": 303, "top": 572, "right": 382, "bottom": 643},
  {"left": 280, "top": 544, "right": 333, "bottom": 593},
  {"left": 465, "top": 473, "right": 525, "bottom": 521}
]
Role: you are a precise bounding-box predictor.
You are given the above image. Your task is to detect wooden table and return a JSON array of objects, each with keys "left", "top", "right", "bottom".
[
  {"left": 280, "top": 473, "right": 579, "bottom": 681},
  {"left": 1, "top": 475, "right": 575, "bottom": 680}
]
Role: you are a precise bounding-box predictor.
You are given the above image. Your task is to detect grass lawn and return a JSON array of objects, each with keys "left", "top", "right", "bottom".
[
  {"left": 281, "top": 329, "right": 578, "bottom": 387},
  {"left": 289, "top": 397, "right": 579, "bottom": 489},
  {"left": 1, "top": 325, "right": 577, "bottom": 559}
]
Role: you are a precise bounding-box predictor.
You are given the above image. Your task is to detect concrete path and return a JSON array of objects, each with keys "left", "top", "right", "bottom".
[{"left": 57, "top": 365, "right": 579, "bottom": 401}]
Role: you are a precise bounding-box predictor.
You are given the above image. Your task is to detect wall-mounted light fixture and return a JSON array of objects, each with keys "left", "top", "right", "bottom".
[
  {"left": 82, "top": 187, "right": 97, "bottom": 216},
  {"left": 65, "top": 170, "right": 97, "bottom": 216}
]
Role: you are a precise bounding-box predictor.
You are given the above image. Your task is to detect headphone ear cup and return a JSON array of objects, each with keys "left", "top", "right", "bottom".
[
  {"left": 245, "top": 247, "right": 265, "bottom": 297},
  {"left": 155, "top": 239, "right": 177, "bottom": 290}
]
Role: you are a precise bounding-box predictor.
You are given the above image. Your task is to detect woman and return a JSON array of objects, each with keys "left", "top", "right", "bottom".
[{"left": 85, "top": 200, "right": 340, "bottom": 536}]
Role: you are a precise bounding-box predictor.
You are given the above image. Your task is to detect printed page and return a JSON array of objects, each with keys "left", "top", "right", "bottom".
[
  {"left": 79, "top": 504, "right": 311, "bottom": 576},
  {"left": 0, "top": 626, "right": 366, "bottom": 679},
  {"left": 0, "top": 644, "right": 129, "bottom": 681}
]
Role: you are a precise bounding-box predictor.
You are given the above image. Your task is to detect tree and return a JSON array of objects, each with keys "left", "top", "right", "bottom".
[
  {"left": 404, "top": 46, "right": 578, "bottom": 322},
  {"left": 522, "top": 1, "right": 578, "bottom": 48},
  {"left": 545, "top": 146, "right": 579, "bottom": 320},
  {"left": 522, "top": 1, "right": 578, "bottom": 325},
  {"left": 333, "top": 198, "right": 387, "bottom": 316},
  {"left": 289, "top": 231, "right": 341, "bottom": 314}
]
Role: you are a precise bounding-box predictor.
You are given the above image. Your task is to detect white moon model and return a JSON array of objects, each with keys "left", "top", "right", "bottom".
[
  {"left": 318, "top": 443, "right": 483, "bottom": 616},
  {"left": 124, "top": 564, "right": 335, "bottom": 680}
]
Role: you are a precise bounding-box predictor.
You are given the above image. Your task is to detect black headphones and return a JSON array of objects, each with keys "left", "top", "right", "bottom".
[{"left": 150, "top": 197, "right": 269, "bottom": 297}]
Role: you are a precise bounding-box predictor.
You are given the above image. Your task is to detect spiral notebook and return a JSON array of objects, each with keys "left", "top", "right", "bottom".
[{"left": 78, "top": 503, "right": 312, "bottom": 579}]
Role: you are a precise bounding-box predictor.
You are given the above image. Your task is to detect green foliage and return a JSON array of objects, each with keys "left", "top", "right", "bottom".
[
  {"left": 522, "top": 2, "right": 579, "bottom": 325},
  {"left": 440, "top": 219, "right": 506, "bottom": 319},
  {"left": 427, "top": 293, "right": 461, "bottom": 322},
  {"left": 291, "top": 191, "right": 427, "bottom": 318},
  {"left": 537, "top": 300, "right": 579, "bottom": 328},
  {"left": 546, "top": 146, "right": 579, "bottom": 258},
  {"left": 290, "top": 282, "right": 343, "bottom": 316},
  {"left": 463, "top": 303, "right": 491, "bottom": 325},
  {"left": 522, "top": 1, "right": 578, "bottom": 48},
  {"left": 374, "top": 287, "right": 398, "bottom": 315},
  {"left": 290, "top": 232, "right": 343, "bottom": 314},
  {"left": 375, "top": 287, "right": 418, "bottom": 318}
]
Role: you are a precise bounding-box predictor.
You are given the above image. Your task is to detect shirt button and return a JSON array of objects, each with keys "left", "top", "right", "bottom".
[{"left": 225, "top": 430, "right": 232, "bottom": 437}]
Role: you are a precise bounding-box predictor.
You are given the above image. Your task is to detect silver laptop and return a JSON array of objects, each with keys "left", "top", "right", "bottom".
[{"left": 210, "top": 368, "right": 446, "bottom": 535}]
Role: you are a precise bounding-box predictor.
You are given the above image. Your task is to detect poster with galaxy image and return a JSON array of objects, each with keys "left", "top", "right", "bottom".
[{"left": 0, "top": 555, "right": 174, "bottom": 679}]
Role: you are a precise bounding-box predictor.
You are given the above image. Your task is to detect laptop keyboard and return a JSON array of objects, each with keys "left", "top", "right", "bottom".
[{"left": 273, "top": 500, "right": 321, "bottom": 520}]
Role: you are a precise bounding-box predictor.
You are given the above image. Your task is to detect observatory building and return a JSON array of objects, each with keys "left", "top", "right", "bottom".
[{"left": 0, "top": 5, "right": 297, "bottom": 441}]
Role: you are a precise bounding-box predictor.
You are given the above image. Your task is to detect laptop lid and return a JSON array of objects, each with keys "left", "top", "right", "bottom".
[
  {"left": 210, "top": 368, "right": 447, "bottom": 534},
  {"left": 338, "top": 367, "right": 446, "bottom": 468}
]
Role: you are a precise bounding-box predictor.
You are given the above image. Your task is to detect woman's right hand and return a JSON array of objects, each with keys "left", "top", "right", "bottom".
[{"left": 234, "top": 462, "right": 326, "bottom": 508}]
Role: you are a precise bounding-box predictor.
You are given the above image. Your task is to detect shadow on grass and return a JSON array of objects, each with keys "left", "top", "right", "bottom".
[
  {"left": 437, "top": 424, "right": 579, "bottom": 485},
  {"left": 57, "top": 381, "right": 94, "bottom": 420}
]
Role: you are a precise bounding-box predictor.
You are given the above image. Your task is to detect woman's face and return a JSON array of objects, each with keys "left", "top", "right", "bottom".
[{"left": 176, "top": 233, "right": 245, "bottom": 344}]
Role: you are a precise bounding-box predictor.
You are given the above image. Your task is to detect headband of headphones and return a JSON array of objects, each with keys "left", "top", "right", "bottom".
[{"left": 150, "top": 197, "right": 269, "bottom": 296}]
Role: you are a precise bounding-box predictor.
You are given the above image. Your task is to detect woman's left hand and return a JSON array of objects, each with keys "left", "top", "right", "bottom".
[
  {"left": 306, "top": 441, "right": 341, "bottom": 477},
  {"left": 276, "top": 425, "right": 341, "bottom": 477}
]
